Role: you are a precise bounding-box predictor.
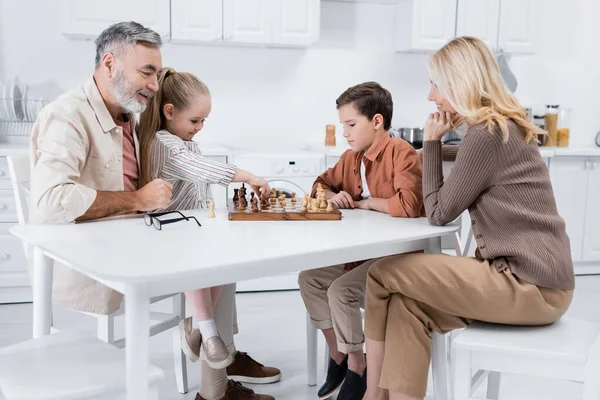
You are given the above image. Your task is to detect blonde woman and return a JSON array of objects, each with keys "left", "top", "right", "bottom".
[{"left": 363, "top": 36, "right": 575, "bottom": 400}]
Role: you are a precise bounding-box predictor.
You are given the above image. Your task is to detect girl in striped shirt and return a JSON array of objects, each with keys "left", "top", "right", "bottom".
[{"left": 139, "top": 68, "right": 274, "bottom": 400}]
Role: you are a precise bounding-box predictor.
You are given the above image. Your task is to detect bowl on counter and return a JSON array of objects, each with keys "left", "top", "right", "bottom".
[{"left": 389, "top": 127, "right": 461, "bottom": 149}]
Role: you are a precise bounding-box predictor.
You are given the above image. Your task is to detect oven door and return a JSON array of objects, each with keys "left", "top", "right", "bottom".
[{"left": 266, "top": 179, "right": 309, "bottom": 198}]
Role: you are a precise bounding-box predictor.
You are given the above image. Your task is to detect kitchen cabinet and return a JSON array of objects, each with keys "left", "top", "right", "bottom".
[
  {"left": 456, "top": 0, "right": 501, "bottom": 49},
  {"left": 395, "top": 0, "right": 536, "bottom": 54},
  {"left": 549, "top": 156, "right": 600, "bottom": 264},
  {"left": 60, "top": 0, "right": 171, "bottom": 41},
  {"left": 171, "top": 0, "right": 320, "bottom": 46},
  {"left": 497, "top": 0, "right": 537, "bottom": 53},
  {"left": 170, "top": 0, "right": 223, "bottom": 43},
  {"left": 582, "top": 158, "right": 600, "bottom": 261},
  {"left": 0, "top": 156, "right": 30, "bottom": 304},
  {"left": 456, "top": 0, "right": 536, "bottom": 53},
  {"left": 394, "top": 0, "right": 458, "bottom": 52},
  {"left": 549, "top": 157, "right": 587, "bottom": 262}
]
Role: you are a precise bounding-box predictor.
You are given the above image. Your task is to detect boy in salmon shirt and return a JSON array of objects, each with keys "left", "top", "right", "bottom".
[{"left": 298, "top": 82, "right": 423, "bottom": 400}]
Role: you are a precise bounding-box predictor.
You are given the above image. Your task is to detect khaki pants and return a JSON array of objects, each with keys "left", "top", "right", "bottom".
[
  {"left": 298, "top": 259, "right": 378, "bottom": 353},
  {"left": 365, "top": 253, "right": 573, "bottom": 398}
]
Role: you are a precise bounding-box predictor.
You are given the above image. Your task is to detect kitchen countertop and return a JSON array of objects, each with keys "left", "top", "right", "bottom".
[
  {"left": 308, "top": 142, "right": 600, "bottom": 158},
  {"left": 0, "top": 142, "right": 231, "bottom": 158}
]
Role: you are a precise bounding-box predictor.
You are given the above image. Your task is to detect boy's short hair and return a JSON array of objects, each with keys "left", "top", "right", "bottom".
[{"left": 336, "top": 82, "right": 393, "bottom": 131}]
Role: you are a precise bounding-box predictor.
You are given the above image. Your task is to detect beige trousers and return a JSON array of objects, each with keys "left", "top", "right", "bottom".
[
  {"left": 199, "top": 283, "right": 236, "bottom": 400},
  {"left": 365, "top": 253, "right": 573, "bottom": 398},
  {"left": 298, "top": 259, "right": 378, "bottom": 353}
]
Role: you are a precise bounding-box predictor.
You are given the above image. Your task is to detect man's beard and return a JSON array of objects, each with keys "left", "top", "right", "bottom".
[{"left": 109, "top": 68, "right": 153, "bottom": 114}]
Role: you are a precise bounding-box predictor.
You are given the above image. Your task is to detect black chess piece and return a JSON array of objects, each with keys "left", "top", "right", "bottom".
[{"left": 233, "top": 188, "right": 239, "bottom": 203}]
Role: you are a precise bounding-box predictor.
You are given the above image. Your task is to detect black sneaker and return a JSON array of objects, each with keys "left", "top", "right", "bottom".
[
  {"left": 317, "top": 356, "right": 348, "bottom": 399},
  {"left": 337, "top": 368, "right": 367, "bottom": 400}
]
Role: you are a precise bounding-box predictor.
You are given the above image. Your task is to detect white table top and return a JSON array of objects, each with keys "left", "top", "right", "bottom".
[{"left": 11, "top": 209, "right": 458, "bottom": 293}]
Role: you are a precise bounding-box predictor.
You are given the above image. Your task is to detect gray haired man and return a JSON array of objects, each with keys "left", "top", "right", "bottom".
[{"left": 30, "top": 21, "right": 280, "bottom": 400}]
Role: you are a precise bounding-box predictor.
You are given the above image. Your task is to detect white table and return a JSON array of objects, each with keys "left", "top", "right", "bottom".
[{"left": 11, "top": 209, "right": 459, "bottom": 400}]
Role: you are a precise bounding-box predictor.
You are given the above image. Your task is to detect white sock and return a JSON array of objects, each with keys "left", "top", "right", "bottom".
[{"left": 197, "top": 319, "right": 219, "bottom": 340}]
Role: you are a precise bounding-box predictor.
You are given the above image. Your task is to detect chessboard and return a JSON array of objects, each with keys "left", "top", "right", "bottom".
[{"left": 227, "top": 185, "right": 342, "bottom": 221}]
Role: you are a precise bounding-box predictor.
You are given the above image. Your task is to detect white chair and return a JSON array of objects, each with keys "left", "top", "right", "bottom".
[
  {"left": 7, "top": 155, "right": 189, "bottom": 394},
  {"left": 453, "top": 319, "right": 600, "bottom": 400},
  {"left": 0, "top": 330, "right": 164, "bottom": 400}
]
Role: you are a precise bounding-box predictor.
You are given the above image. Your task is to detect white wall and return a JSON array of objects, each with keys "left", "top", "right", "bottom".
[{"left": 0, "top": 0, "right": 598, "bottom": 149}]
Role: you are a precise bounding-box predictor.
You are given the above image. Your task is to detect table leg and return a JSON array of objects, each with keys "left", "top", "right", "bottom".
[
  {"left": 426, "top": 236, "right": 442, "bottom": 255},
  {"left": 32, "top": 247, "right": 53, "bottom": 338},
  {"left": 125, "top": 284, "right": 150, "bottom": 400}
]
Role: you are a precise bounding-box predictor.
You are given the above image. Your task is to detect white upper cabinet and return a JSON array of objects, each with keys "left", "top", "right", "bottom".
[
  {"left": 61, "top": 0, "right": 320, "bottom": 47},
  {"left": 498, "top": 0, "right": 536, "bottom": 53},
  {"left": 271, "top": 0, "right": 320, "bottom": 46},
  {"left": 223, "top": 0, "right": 272, "bottom": 44},
  {"left": 394, "top": 0, "right": 458, "bottom": 52},
  {"left": 583, "top": 158, "right": 600, "bottom": 262},
  {"left": 171, "top": 0, "right": 223, "bottom": 43},
  {"left": 456, "top": 0, "right": 500, "bottom": 48},
  {"left": 395, "top": 0, "right": 536, "bottom": 54},
  {"left": 60, "top": 0, "right": 171, "bottom": 41}
]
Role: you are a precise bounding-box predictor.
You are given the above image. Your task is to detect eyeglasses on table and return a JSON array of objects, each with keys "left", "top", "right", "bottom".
[{"left": 144, "top": 211, "right": 202, "bottom": 231}]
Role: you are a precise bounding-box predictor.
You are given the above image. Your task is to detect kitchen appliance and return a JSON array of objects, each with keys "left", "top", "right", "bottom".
[
  {"left": 390, "top": 127, "right": 461, "bottom": 149},
  {"left": 230, "top": 150, "right": 325, "bottom": 292}
]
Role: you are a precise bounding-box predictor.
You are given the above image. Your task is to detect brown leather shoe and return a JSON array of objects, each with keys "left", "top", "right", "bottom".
[
  {"left": 226, "top": 351, "right": 281, "bottom": 384},
  {"left": 180, "top": 317, "right": 201, "bottom": 362},
  {"left": 195, "top": 380, "right": 275, "bottom": 400}
]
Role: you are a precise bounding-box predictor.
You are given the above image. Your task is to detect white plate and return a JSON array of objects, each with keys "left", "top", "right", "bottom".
[
  {"left": 0, "top": 79, "right": 6, "bottom": 120},
  {"left": 13, "top": 77, "right": 24, "bottom": 121},
  {"left": 3, "top": 78, "right": 15, "bottom": 120},
  {"left": 21, "top": 84, "right": 30, "bottom": 121}
]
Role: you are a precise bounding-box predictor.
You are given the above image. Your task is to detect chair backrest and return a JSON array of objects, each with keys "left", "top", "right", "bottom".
[
  {"left": 6, "top": 155, "right": 30, "bottom": 226},
  {"left": 7, "top": 155, "right": 31, "bottom": 260}
]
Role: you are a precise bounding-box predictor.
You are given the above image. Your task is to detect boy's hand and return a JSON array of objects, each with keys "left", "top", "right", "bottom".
[
  {"left": 355, "top": 199, "right": 371, "bottom": 210},
  {"left": 331, "top": 191, "right": 355, "bottom": 209}
]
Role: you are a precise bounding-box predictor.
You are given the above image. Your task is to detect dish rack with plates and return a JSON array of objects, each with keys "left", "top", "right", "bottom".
[{"left": 0, "top": 98, "right": 48, "bottom": 136}]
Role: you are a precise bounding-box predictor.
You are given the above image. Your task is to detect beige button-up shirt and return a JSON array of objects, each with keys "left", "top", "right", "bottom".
[{"left": 29, "top": 77, "right": 138, "bottom": 314}]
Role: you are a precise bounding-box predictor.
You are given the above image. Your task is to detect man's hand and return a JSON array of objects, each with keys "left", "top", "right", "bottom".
[
  {"left": 247, "top": 175, "right": 271, "bottom": 200},
  {"left": 331, "top": 191, "right": 355, "bottom": 209},
  {"left": 135, "top": 179, "right": 173, "bottom": 211},
  {"left": 424, "top": 111, "right": 453, "bottom": 141}
]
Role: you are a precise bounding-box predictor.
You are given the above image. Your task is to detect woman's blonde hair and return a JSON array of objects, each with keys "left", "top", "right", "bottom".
[
  {"left": 428, "top": 36, "right": 542, "bottom": 143},
  {"left": 138, "top": 67, "right": 210, "bottom": 186}
]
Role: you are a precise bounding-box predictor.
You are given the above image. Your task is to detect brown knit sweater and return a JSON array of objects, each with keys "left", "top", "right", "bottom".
[{"left": 423, "top": 120, "right": 575, "bottom": 290}]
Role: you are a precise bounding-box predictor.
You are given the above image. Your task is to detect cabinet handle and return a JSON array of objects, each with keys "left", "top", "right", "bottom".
[
  {"left": 584, "top": 161, "right": 590, "bottom": 169},
  {"left": 0, "top": 253, "right": 9, "bottom": 260},
  {"left": 0, "top": 204, "right": 6, "bottom": 210},
  {"left": 0, "top": 170, "right": 5, "bottom": 177},
  {"left": 593, "top": 162, "right": 598, "bottom": 169}
]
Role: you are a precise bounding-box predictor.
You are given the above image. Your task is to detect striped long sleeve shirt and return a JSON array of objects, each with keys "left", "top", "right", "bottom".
[{"left": 151, "top": 130, "right": 237, "bottom": 211}]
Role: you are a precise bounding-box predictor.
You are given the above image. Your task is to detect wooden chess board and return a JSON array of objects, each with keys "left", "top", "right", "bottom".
[{"left": 227, "top": 200, "right": 342, "bottom": 221}]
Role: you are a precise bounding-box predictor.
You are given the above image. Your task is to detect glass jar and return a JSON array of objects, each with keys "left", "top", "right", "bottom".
[
  {"left": 544, "top": 105, "right": 559, "bottom": 147},
  {"left": 557, "top": 108, "right": 571, "bottom": 147},
  {"left": 533, "top": 115, "right": 546, "bottom": 146}
]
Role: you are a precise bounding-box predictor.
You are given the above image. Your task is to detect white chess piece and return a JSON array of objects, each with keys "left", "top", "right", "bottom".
[{"left": 208, "top": 201, "right": 216, "bottom": 218}]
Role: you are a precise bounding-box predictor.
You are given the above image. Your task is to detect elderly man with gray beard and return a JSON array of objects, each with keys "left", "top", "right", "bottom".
[{"left": 29, "top": 21, "right": 280, "bottom": 400}]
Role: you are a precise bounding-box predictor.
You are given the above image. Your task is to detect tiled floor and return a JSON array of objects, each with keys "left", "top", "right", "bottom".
[{"left": 1, "top": 275, "right": 599, "bottom": 399}]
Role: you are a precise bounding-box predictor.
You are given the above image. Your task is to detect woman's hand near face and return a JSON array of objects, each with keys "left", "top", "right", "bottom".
[{"left": 424, "top": 112, "right": 453, "bottom": 141}]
